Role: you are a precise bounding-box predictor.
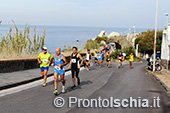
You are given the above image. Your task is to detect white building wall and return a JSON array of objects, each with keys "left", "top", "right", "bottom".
[{"left": 161, "top": 26, "right": 170, "bottom": 60}]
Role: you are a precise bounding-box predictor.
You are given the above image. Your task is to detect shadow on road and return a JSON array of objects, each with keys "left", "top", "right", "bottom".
[{"left": 65, "top": 80, "right": 93, "bottom": 93}]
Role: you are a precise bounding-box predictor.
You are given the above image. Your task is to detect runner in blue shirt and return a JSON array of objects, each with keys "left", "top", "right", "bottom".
[
  {"left": 97, "top": 51, "right": 102, "bottom": 68},
  {"left": 51, "top": 47, "right": 68, "bottom": 95}
]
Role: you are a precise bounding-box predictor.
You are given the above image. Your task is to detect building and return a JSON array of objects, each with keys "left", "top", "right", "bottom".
[
  {"left": 161, "top": 25, "right": 170, "bottom": 69},
  {"left": 98, "top": 30, "right": 108, "bottom": 37},
  {"left": 108, "top": 32, "right": 120, "bottom": 38}
]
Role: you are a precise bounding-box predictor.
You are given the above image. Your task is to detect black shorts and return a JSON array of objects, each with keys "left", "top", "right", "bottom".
[
  {"left": 86, "top": 60, "right": 90, "bottom": 62},
  {"left": 94, "top": 58, "right": 98, "bottom": 60},
  {"left": 106, "top": 58, "right": 110, "bottom": 62},
  {"left": 119, "top": 59, "right": 122, "bottom": 62}
]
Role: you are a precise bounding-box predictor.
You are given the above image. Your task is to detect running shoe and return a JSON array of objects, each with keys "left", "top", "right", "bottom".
[
  {"left": 53, "top": 90, "right": 58, "bottom": 95},
  {"left": 86, "top": 67, "right": 88, "bottom": 71},
  {"left": 62, "top": 86, "right": 65, "bottom": 93},
  {"left": 42, "top": 83, "right": 46, "bottom": 87},
  {"left": 71, "top": 85, "right": 76, "bottom": 89}
]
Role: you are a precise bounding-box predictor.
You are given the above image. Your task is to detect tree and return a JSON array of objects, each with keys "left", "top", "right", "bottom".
[{"left": 135, "top": 30, "right": 162, "bottom": 55}]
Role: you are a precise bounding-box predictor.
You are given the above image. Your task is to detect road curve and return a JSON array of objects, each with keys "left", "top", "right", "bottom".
[{"left": 0, "top": 60, "right": 170, "bottom": 113}]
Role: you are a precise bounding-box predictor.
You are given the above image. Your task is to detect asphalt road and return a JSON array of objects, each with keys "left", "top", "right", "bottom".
[{"left": 0, "top": 60, "right": 170, "bottom": 113}]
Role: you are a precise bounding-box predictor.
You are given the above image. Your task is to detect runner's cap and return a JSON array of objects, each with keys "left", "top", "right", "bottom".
[{"left": 43, "top": 47, "right": 47, "bottom": 50}]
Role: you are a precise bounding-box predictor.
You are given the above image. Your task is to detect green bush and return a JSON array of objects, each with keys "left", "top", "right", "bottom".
[
  {"left": 110, "top": 46, "right": 135, "bottom": 59},
  {"left": 111, "top": 50, "right": 119, "bottom": 59},
  {"left": 122, "top": 46, "right": 136, "bottom": 58},
  {"left": 84, "top": 39, "right": 100, "bottom": 50}
]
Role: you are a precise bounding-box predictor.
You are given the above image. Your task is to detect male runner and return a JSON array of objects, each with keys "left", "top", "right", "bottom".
[
  {"left": 117, "top": 52, "right": 123, "bottom": 69},
  {"left": 85, "top": 49, "right": 93, "bottom": 71},
  {"left": 68, "top": 47, "right": 84, "bottom": 89},
  {"left": 105, "top": 49, "right": 111, "bottom": 67},
  {"left": 97, "top": 51, "right": 102, "bottom": 67},
  {"left": 37, "top": 47, "right": 52, "bottom": 87},
  {"left": 51, "top": 47, "right": 68, "bottom": 95},
  {"left": 94, "top": 49, "right": 98, "bottom": 64},
  {"left": 101, "top": 50, "right": 105, "bottom": 63},
  {"left": 129, "top": 53, "right": 134, "bottom": 69}
]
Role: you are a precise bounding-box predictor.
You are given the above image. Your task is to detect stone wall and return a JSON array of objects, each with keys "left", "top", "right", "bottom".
[{"left": 0, "top": 53, "right": 86, "bottom": 73}]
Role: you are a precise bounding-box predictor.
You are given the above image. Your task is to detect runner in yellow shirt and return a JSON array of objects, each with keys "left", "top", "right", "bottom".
[
  {"left": 129, "top": 53, "right": 134, "bottom": 69},
  {"left": 37, "top": 47, "right": 52, "bottom": 87}
]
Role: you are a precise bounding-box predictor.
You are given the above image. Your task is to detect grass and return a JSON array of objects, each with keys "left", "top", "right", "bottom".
[
  {"left": 0, "top": 21, "right": 46, "bottom": 60},
  {"left": 84, "top": 39, "right": 100, "bottom": 50}
]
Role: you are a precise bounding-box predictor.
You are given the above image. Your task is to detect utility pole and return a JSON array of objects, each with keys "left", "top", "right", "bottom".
[
  {"left": 165, "top": 13, "right": 168, "bottom": 28},
  {"left": 133, "top": 26, "right": 136, "bottom": 47},
  {"left": 153, "top": 0, "right": 158, "bottom": 72}
]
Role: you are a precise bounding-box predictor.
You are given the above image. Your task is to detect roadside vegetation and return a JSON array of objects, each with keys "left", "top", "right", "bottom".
[
  {"left": 0, "top": 21, "right": 46, "bottom": 60},
  {"left": 135, "top": 30, "right": 163, "bottom": 55}
]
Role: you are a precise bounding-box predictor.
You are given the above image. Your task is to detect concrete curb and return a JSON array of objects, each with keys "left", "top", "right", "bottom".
[
  {"left": 0, "top": 69, "right": 70, "bottom": 91},
  {"left": 145, "top": 68, "right": 170, "bottom": 93},
  {"left": 152, "top": 74, "right": 170, "bottom": 92}
]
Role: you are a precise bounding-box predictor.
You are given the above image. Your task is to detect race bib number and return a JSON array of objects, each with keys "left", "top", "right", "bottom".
[
  {"left": 55, "top": 66, "right": 61, "bottom": 70},
  {"left": 72, "top": 59, "right": 76, "bottom": 63},
  {"left": 119, "top": 57, "right": 121, "bottom": 59},
  {"left": 43, "top": 59, "right": 48, "bottom": 63}
]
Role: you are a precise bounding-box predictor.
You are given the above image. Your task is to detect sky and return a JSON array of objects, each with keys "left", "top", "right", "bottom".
[{"left": 0, "top": 0, "right": 170, "bottom": 29}]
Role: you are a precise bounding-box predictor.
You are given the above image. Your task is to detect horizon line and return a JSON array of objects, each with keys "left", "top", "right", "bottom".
[{"left": 0, "top": 23, "right": 160, "bottom": 30}]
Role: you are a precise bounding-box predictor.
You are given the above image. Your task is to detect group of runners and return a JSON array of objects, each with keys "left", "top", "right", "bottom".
[
  {"left": 37, "top": 46, "right": 84, "bottom": 95},
  {"left": 93, "top": 49, "right": 111, "bottom": 68},
  {"left": 37, "top": 46, "right": 134, "bottom": 95}
]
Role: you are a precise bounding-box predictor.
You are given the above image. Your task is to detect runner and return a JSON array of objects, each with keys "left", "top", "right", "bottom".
[
  {"left": 97, "top": 50, "right": 102, "bottom": 67},
  {"left": 94, "top": 49, "right": 98, "bottom": 65},
  {"left": 68, "top": 47, "right": 84, "bottom": 89},
  {"left": 105, "top": 49, "right": 111, "bottom": 67},
  {"left": 101, "top": 50, "right": 105, "bottom": 63},
  {"left": 129, "top": 53, "right": 134, "bottom": 69},
  {"left": 51, "top": 47, "right": 68, "bottom": 95},
  {"left": 112, "top": 44, "right": 117, "bottom": 53},
  {"left": 37, "top": 47, "right": 52, "bottom": 87},
  {"left": 117, "top": 52, "right": 123, "bottom": 69},
  {"left": 85, "top": 49, "right": 93, "bottom": 71}
]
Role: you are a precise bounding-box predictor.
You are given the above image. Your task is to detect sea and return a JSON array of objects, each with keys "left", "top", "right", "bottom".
[{"left": 0, "top": 24, "right": 149, "bottom": 53}]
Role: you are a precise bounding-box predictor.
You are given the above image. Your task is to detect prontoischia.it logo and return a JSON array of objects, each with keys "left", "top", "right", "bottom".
[{"left": 54, "top": 96, "right": 160, "bottom": 108}]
